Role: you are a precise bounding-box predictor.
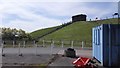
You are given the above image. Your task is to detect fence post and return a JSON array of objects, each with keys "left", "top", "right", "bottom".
[
  {"left": 2, "top": 43, "right": 5, "bottom": 56},
  {"left": 35, "top": 43, "right": 38, "bottom": 56},
  {"left": 61, "top": 41, "right": 64, "bottom": 48},
  {"left": 71, "top": 41, "right": 74, "bottom": 48},
  {"left": 1, "top": 41, "right": 4, "bottom": 48},
  {"left": 53, "top": 40, "right": 54, "bottom": 47},
  {"left": 34, "top": 40, "right": 35, "bottom": 46},
  {"left": 82, "top": 41, "right": 84, "bottom": 49},
  {"left": 18, "top": 43, "right": 22, "bottom": 56},
  {"left": 51, "top": 40, "right": 54, "bottom": 54},
  {"left": 43, "top": 40, "right": 45, "bottom": 47},
  {"left": 13, "top": 41, "right": 15, "bottom": 48},
  {"left": 23, "top": 41, "right": 26, "bottom": 48}
]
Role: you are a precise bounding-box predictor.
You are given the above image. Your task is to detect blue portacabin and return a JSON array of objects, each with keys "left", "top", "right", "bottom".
[{"left": 92, "top": 24, "right": 120, "bottom": 67}]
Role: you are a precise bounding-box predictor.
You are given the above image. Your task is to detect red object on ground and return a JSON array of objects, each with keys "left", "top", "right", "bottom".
[{"left": 72, "top": 57, "right": 91, "bottom": 68}]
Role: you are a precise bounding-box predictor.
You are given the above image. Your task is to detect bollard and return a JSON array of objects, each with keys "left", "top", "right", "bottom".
[{"left": 71, "top": 41, "right": 74, "bottom": 48}]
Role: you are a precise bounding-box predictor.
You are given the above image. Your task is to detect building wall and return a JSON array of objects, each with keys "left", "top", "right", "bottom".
[{"left": 72, "top": 14, "right": 86, "bottom": 22}]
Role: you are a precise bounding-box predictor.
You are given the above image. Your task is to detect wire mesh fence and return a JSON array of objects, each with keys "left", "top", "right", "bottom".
[
  {"left": 1, "top": 40, "right": 92, "bottom": 63},
  {"left": 2, "top": 40, "right": 92, "bottom": 48}
]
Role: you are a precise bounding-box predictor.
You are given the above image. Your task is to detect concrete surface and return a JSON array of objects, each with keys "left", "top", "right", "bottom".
[
  {"left": 47, "top": 56, "right": 75, "bottom": 68},
  {"left": 3, "top": 47, "right": 92, "bottom": 57},
  {"left": 1, "top": 47, "right": 92, "bottom": 68}
]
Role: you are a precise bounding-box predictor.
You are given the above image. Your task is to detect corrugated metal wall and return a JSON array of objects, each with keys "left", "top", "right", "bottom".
[{"left": 92, "top": 24, "right": 120, "bottom": 67}]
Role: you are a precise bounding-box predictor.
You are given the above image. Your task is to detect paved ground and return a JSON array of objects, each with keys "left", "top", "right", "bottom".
[
  {"left": 47, "top": 56, "right": 75, "bottom": 68},
  {"left": 3, "top": 47, "right": 92, "bottom": 57},
  {"left": 3, "top": 47, "right": 62, "bottom": 54},
  {"left": 0, "top": 47, "right": 92, "bottom": 68},
  {"left": 58, "top": 49, "right": 92, "bottom": 58},
  {"left": 2, "top": 54, "right": 53, "bottom": 65}
]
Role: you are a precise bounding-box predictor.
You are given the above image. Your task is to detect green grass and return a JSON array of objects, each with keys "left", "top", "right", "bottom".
[
  {"left": 30, "top": 18, "right": 118, "bottom": 47},
  {"left": 30, "top": 26, "right": 61, "bottom": 39},
  {"left": 40, "top": 18, "right": 118, "bottom": 42}
]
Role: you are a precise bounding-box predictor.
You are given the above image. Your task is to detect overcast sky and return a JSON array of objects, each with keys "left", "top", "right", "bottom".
[{"left": 0, "top": 0, "right": 119, "bottom": 32}]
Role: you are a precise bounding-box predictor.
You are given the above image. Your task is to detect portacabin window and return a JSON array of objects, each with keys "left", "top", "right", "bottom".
[
  {"left": 95, "top": 29, "right": 97, "bottom": 45},
  {"left": 98, "top": 29, "right": 100, "bottom": 45},
  {"left": 95, "top": 27, "right": 100, "bottom": 45}
]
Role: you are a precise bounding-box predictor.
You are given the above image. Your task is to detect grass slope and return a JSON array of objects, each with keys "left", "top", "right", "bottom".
[
  {"left": 40, "top": 18, "right": 118, "bottom": 42},
  {"left": 30, "top": 26, "right": 60, "bottom": 39}
]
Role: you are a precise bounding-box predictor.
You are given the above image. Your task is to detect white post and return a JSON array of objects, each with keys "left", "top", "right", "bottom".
[
  {"left": 82, "top": 41, "right": 84, "bottom": 49},
  {"left": 0, "top": 43, "right": 3, "bottom": 67},
  {"left": 51, "top": 45, "right": 52, "bottom": 55},
  {"left": 53, "top": 40, "right": 54, "bottom": 48},
  {"left": 51, "top": 41, "right": 54, "bottom": 54},
  {"left": 2, "top": 43, "right": 5, "bottom": 56},
  {"left": 23, "top": 41, "right": 25, "bottom": 48},
  {"left": 34, "top": 40, "right": 35, "bottom": 46},
  {"left": 71, "top": 41, "right": 74, "bottom": 48},
  {"left": 18, "top": 43, "right": 22, "bottom": 56},
  {"left": 2, "top": 41, "right": 5, "bottom": 47},
  {"left": 61, "top": 41, "right": 64, "bottom": 48},
  {"left": 43, "top": 40, "right": 45, "bottom": 47},
  {"left": 2, "top": 43, "right": 3, "bottom": 53},
  {"left": 2, "top": 41, "right": 4, "bottom": 48},
  {"left": 35, "top": 44, "right": 38, "bottom": 55},
  {"left": 13, "top": 41, "right": 15, "bottom": 48}
]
